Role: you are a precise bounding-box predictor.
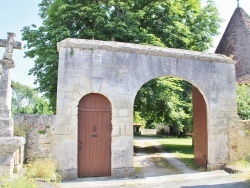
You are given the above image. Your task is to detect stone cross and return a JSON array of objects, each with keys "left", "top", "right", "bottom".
[
  {"left": 0, "top": 32, "right": 22, "bottom": 71},
  {"left": 0, "top": 32, "right": 22, "bottom": 130},
  {"left": 0, "top": 33, "right": 25, "bottom": 178}
]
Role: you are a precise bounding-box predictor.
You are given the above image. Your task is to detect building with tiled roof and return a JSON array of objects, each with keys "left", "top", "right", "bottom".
[{"left": 215, "top": 7, "right": 250, "bottom": 84}]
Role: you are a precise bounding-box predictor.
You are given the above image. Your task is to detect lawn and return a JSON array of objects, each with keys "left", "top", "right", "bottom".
[
  {"left": 158, "top": 137, "right": 203, "bottom": 170},
  {"left": 134, "top": 135, "right": 204, "bottom": 170}
]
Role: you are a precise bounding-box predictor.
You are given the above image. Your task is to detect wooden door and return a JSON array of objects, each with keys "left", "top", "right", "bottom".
[
  {"left": 192, "top": 86, "right": 208, "bottom": 169},
  {"left": 78, "top": 94, "right": 112, "bottom": 177}
]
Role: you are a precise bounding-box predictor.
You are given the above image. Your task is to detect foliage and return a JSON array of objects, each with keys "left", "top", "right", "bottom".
[
  {"left": 1, "top": 176, "right": 37, "bottom": 188},
  {"left": 146, "top": 121, "right": 157, "bottom": 129},
  {"left": 237, "top": 84, "right": 250, "bottom": 120},
  {"left": 12, "top": 81, "right": 53, "bottom": 115},
  {"left": 1, "top": 159, "right": 61, "bottom": 188},
  {"left": 14, "top": 123, "right": 31, "bottom": 137},
  {"left": 134, "top": 77, "right": 193, "bottom": 131},
  {"left": 26, "top": 159, "right": 61, "bottom": 183},
  {"left": 22, "top": 0, "right": 221, "bottom": 112},
  {"left": 133, "top": 111, "right": 146, "bottom": 128}
]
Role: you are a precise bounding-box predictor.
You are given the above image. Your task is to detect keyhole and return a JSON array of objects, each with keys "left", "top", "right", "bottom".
[{"left": 94, "top": 125, "right": 96, "bottom": 132}]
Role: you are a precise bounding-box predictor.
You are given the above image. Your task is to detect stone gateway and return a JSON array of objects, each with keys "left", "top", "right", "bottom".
[{"left": 53, "top": 39, "right": 237, "bottom": 180}]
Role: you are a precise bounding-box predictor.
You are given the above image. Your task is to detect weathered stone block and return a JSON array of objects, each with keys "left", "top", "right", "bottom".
[
  {"left": 53, "top": 115, "right": 75, "bottom": 125},
  {"left": 0, "top": 154, "right": 13, "bottom": 164},
  {"left": 112, "top": 167, "right": 135, "bottom": 178},
  {"left": 54, "top": 145, "right": 77, "bottom": 171},
  {"left": 112, "top": 136, "right": 133, "bottom": 146},
  {"left": 112, "top": 144, "right": 133, "bottom": 168},
  {"left": 68, "top": 123, "right": 77, "bottom": 135},
  {"left": 0, "top": 110, "right": 10, "bottom": 119},
  {"left": 0, "top": 118, "right": 13, "bottom": 137},
  {"left": 209, "top": 118, "right": 227, "bottom": 126},
  {"left": 112, "top": 125, "right": 133, "bottom": 136},
  {"left": 50, "top": 124, "right": 68, "bottom": 135},
  {"left": 112, "top": 116, "right": 133, "bottom": 126},
  {"left": 0, "top": 137, "right": 25, "bottom": 153},
  {"left": 58, "top": 170, "right": 77, "bottom": 180},
  {"left": 51, "top": 135, "right": 76, "bottom": 145},
  {"left": 207, "top": 163, "right": 224, "bottom": 171}
]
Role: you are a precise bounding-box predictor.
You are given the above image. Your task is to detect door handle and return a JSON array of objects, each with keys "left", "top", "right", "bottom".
[{"left": 79, "top": 142, "right": 82, "bottom": 150}]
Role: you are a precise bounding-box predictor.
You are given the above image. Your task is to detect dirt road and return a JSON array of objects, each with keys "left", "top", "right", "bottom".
[{"left": 133, "top": 136, "right": 197, "bottom": 177}]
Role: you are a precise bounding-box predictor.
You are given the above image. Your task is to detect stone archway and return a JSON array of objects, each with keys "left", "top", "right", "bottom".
[{"left": 52, "top": 39, "right": 237, "bottom": 180}]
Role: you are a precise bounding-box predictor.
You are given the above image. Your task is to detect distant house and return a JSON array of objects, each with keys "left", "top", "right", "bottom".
[
  {"left": 133, "top": 123, "right": 142, "bottom": 135},
  {"left": 216, "top": 7, "right": 250, "bottom": 84}
]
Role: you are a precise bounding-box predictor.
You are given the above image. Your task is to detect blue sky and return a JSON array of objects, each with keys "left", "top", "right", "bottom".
[{"left": 0, "top": 0, "right": 250, "bottom": 88}]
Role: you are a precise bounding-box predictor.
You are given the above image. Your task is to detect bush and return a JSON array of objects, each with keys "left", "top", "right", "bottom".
[
  {"left": 26, "top": 159, "right": 61, "bottom": 183},
  {"left": 237, "top": 84, "right": 250, "bottom": 120},
  {"left": 14, "top": 123, "right": 31, "bottom": 137},
  {"left": 1, "top": 159, "right": 61, "bottom": 188}
]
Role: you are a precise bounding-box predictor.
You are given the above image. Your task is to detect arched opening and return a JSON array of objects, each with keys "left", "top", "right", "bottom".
[
  {"left": 133, "top": 77, "right": 207, "bottom": 177},
  {"left": 78, "top": 93, "right": 112, "bottom": 177}
]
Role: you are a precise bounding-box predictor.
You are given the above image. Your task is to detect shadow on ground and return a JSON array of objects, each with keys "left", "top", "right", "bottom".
[{"left": 181, "top": 181, "right": 250, "bottom": 188}]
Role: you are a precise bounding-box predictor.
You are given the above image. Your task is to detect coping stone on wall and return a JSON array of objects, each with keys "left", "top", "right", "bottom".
[{"left": 57, "top": 39, "right": 235, "bottom": 64}]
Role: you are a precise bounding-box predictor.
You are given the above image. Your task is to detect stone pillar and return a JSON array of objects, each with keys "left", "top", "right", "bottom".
[
  {"left": 0, "top": 64, "right": 14, "bottom": 137},
  {"left": 0, "top": 32, "right": 25, "bottom": 177}
]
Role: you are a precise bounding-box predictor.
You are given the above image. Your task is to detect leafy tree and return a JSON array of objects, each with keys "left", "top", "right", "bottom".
[
  {"left": 237, "top": 84, "right": 250, "bottom": 120},
  {"left": 22, "top": 0, "right": 221, "bottom": 113},
  {"left": 133, "top": 111, "right": 146, "bottom": 128},
  {"left": 12, "top": 81, "right": 53, "bottom": 114},
  {"left": 134, "top": 77, "right": 192, "bottom": 131}
]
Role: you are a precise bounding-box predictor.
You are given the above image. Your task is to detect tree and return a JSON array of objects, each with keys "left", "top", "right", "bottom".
[
  {"left": 12, "top": 81, "right": 53, "bottom": 114},
  {"left": 237, "top": 84, "right": 250, "bottom": 120},
  {"left": 22, "top": 0, "right": 221, "bottom": 113},
  {"left": 134, "top": 77, "right": 192, "bottom": 131}
]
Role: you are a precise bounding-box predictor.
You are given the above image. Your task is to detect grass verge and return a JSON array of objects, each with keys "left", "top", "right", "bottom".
[
  {"left": 1, "top": 176, "right": 37, "bottom": 188},
  {"left": 1, "top": 159, "right": 61, "bottom": 188}
]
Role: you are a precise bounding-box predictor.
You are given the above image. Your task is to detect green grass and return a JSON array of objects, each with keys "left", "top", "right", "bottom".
[
  {"left": 134, "top": 135, "right": 203, "bottom": 171},
  {"left": 158, "top": 137, "right": 203, "bottom": 170},
  {"left": 1, "top": 176, "right": 37, "bottom": 188}
]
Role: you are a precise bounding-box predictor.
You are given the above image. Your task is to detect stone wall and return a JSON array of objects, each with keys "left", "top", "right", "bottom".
[
  {"left": 141, "top": 129, "right": 157, "bottom": 135},
  {"left": 229, "top": 116, "right": 250, "bottom": 162},
  {"left": 13, "top": 114, "right": 54, "bottom": 162}
]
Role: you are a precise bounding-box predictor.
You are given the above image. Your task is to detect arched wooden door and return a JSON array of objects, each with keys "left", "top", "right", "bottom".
[{"left": 78, "top": 94, "right": 112, "bottom": 177}]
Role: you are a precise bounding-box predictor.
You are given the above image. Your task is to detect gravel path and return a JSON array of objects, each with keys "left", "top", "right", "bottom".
[{"left": 133, "top": 136, "right": 197, "bottom": 177}]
